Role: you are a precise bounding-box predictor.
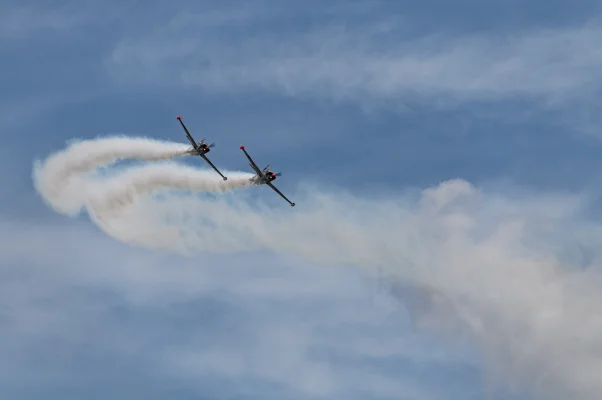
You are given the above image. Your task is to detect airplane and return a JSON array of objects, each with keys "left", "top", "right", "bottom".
[
  {"left": 239, "top": 145, "right": 295, "bottom": 207},
  {"left": 177, "top": 115, "right": 228, "bottom": 180}
]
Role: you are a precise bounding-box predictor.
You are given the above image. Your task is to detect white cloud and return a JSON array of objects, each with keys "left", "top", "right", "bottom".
[
  {"left": 0, "top": 217, "right": 460, "bottom": 399},
  {"left": 0, "top": 5, "right": 97, "bottom": 38},
  {"left": 0, "top": 3, "right": 124, "bottom": 131},
  {"left": 72, "top": 177, "right": 602, "bottom": 400},
  {"left": 106, "top": 11, "right": 602, "bottom": 108}
]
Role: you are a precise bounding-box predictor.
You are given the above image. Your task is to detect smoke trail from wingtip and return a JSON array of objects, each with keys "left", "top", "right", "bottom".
[
  {"left": 33, "top": 136, "right": 192, "bottom": 215},
  {"left": 33, "top": 136, "right": 253, "bottom": 222},
  {"left": 81, "top": 163, "right": 254, "bottom": 252},
  {"left": 87, "top": 162, "right": 254, "bottom": 216}
]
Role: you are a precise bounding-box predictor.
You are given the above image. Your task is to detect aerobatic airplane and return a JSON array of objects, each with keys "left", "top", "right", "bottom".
[
  {"left": 239, "top": 145, "right": 295, "bottom": 207},
  {"left": 177, "top": 115, "right": 227, "bottom": 180}
]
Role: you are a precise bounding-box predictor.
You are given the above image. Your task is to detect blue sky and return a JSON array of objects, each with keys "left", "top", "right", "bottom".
[{"left": 3, "top": 1, "right": 602, "bottom": 399}]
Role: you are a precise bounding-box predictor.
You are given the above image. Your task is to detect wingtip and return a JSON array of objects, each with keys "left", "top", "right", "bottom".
[
  {"left": 223, "top": 177, "right": 228, "bottom": 181},
  {"left": 177, "top": 115, "right": 182, "bottom": 120},
  {"left": 240, "top": 145, "right": 245, "bottom": 149},
  {"left": 291, "top": 203, "right": 296, "bottom": 207}
]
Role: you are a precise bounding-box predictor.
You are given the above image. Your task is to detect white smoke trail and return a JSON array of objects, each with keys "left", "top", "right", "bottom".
[
  {"left": 33, "top": 136, "right": 192, "bottom": 215},
  {"left": 33, "top": 136, "right": 255, "bottom": 238},
  {"left": 50, "top": 177, "right": 602, "bottom": 400},
  {"left": 31, "top": 136, "right": 602, "bottom": 398},
  {"left": 84, "top": 163, "right": 254, "bottom": 250},
  {"left": 86, "top": 162, "right": 253, "bottom": 214}
]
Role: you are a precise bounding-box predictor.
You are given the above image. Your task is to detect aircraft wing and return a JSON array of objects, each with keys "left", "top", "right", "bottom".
[
  {"left": 239, "top": 146, "right": 263, "bottom": 177},
  {"left": 266, "top": 181, "right": 295, "bottom": 207},
  {"left": 200, "top": 153, "right": 228, "bottom": 180},
  {"left": 177, "top": 116, "right": 198, "bottom": 150}
]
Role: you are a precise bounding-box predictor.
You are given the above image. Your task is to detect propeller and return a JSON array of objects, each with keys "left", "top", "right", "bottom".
[
  {"left": 274, "top": 172, "right": 282, "bottom": 176},
  {"left": 208, "top": 142, "right": 216, "bottom": 148}
]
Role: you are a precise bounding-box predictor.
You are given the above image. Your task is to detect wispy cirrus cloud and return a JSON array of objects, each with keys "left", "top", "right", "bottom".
[
  {"left": 0, "top": 2, "right": 120, "bottom": 132},
  {"left": 0, "top": 6, "right": 86, "bottom": 38},
  {"left": 0, "top": 2, "right": 121, "bottom": 39},
  {"left": 106, "top": 10, "right": 602, "bottom": 108}
]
